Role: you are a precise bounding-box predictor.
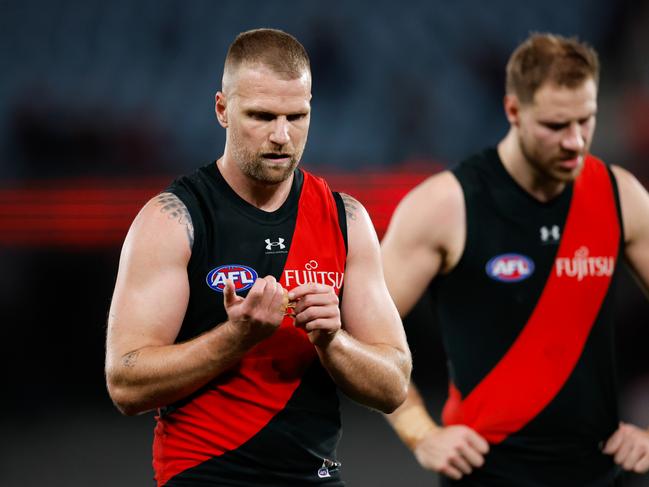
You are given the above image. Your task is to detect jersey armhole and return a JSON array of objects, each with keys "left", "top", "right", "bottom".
[
  {"left": 606, "top": 164, "right": 625, "bottom": 247},
  {"left": 442, "top": 169, "right": 470, "bottom": 277},
  {"left": 165, "top": 184, "right": 206, "bottom": 277},
  {"left": 333, "top": 191, "right": 349, "bottom": 255}
]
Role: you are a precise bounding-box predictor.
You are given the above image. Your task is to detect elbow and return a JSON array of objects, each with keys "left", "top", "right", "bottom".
[
  {"left": 377, "top": 401, "right": 400, "bottom": 415},
  {"left": 106, "top": 383, "right": 137, "bottom": 416},
  {"left": 371, "top": 368, "right": 411, "bottom": 414},
  {"left": 113, "top": 398, "right": 144, "bottom": 417},
  {"left": 107, "top": 385, "right": 148, "bottom": 416},
  {"left": 345, "top": 379, "right": 408, "bottom": 414},
  {"left": 394, "top": 379, "right": 410, "bottom": 411},
  {"left": 105, "top": 372, "right": 148, "bottom": 416},
  {"left": 383, "top": 357, "right": 412, "bottom": 413},
  {"left": 383, "top": 351, "right": 411, "bottom": 413},
  {"left": 378, "top": 381, "right": 409, "bottom": 414},
  {"left": 369, "top": 350, "right": 411, "bottom": 414}
]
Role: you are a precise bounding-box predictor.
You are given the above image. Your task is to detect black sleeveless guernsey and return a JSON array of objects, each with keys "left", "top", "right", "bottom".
[
  {"left": 153, "top": 162, "right": 348, "bottom": 486},
  {"left": 434, "top": 148, "right": 624, "bottom": 486}
]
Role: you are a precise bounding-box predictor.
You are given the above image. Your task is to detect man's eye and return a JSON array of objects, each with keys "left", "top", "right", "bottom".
[
  {"left": 544, "top": 122, "right": 567, "bottom": 131},
  {"left": 250, "top": 112, "right": 275, "bottom": 121}
]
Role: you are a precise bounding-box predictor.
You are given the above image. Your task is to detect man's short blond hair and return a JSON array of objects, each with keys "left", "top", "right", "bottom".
[
  {"left": 223, "top": 28, "right": 310, "bottom": 82},
  {"left": 506, "top": 33, "right": 600, "bottom": 104}
]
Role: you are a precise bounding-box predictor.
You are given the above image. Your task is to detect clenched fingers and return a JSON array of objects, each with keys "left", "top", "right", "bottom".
[
  {"left": 467, "top": 430, "right": 490, "bottom": 456},
  {"left": 292, "top": 291, "right": 339, "bottom": 314},
  {"left": 440, "top": 464, "right": 463, "bottom": 480},
  {"left": 459, "top": 442, "right": 486, "bottom": 468},
  {"left": 449, "top": 451, "right": 473, "bottom": 476},
  {"left": 604, "top": 423, "right": 649, "bottom": 473},
  {"left": 288, "top": 282, "right": 335, "bottom": 301}
]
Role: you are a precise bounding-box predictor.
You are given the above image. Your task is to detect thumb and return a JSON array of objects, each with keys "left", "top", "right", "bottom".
[{"left": 223, "top": 279, "right": 237, "bottom": 308}]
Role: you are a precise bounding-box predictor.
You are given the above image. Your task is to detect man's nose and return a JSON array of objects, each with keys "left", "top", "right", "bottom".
[
  {"left": 561, "top": 122, "right": 585, "bottom": 152},
  {"left": 269, "top": 117, "right": 290, "bottom": 145}
]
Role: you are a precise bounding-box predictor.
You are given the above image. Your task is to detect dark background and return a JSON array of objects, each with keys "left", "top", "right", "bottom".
[{"left": 1, "top": 1, "right": 648, "bottom": 485}]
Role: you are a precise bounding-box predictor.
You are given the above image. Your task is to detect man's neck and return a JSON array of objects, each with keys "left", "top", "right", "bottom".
[
  {"left": 216, "top": 157, "right": 294, "bottom": 212},
  {"left": 497, "top": 131, "right": 566, "bottom": 203}
]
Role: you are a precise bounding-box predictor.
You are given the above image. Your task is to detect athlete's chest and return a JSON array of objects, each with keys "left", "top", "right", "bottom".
[
  {"left": 473, "top": 190, "right": 617, "bottom": 288},
  {"left": 199, "top": 197, "right": 345, "bottom": 298},
  {"left": 210, "top": 207, "right": 297, "bottom": 277}
]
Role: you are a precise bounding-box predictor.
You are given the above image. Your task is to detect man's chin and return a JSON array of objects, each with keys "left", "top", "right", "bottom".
[
  {"left": 254, "top": 165, "right": 296, "bottom": 184},
  {"left": 241, "top": 157, "right": 298, "bottom": 184},
  {"left": 552, "top": 165, "right": 582, "bottom": 182},
  {"left": 552, "top": 155, "right": 585, "bottom": 181}
]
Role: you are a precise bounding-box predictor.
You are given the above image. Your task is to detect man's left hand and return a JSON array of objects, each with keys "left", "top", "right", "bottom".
[
  {"left": 288, "top": 283, "right": 341, "bottom": 347},
  {"left": 603, "top": 422, "right": 649, "bottom": 473}
]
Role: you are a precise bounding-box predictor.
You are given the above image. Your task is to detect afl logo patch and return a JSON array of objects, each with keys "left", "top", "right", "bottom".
[
  {"left": 206, "top": 264, "right": 258, "bottom": 293},
  {"left": 486, "top": 254, "right": 535, "bottom": 282}
]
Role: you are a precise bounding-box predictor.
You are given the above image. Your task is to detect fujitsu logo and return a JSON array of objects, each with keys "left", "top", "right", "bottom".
[
  {"left": 555, "top": 246, "right": 615, "bottom": 281},
  {"left": 284, "top": 260, "right": 344, "bottom": 290}
]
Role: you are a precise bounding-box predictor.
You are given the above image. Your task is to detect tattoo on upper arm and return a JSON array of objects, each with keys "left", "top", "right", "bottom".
[
  {"left": 340, "top": 193, "right": 359, "bottom": 223},
  {"left": 155, "top": 193, "right": 194, "bottom": 248},
  {"left": 122, "top": 350, "right": 140, "bottom": 368}
]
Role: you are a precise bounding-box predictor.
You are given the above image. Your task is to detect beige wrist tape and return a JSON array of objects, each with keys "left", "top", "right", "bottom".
[{"left": 391, "top": 405, "right": 436, "bottom": 450}]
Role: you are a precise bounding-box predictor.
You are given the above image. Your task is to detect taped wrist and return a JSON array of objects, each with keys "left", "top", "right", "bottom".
[{"left": 391, "top": 405, "right": 436, "bottom": 450}]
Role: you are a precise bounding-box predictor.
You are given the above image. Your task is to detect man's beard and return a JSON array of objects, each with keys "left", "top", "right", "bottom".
[
  {"left": 519, "top": 135, "right": 584, "bottom": 183},
  {"left": 229, "top": 129, "right": 304, "bottom": 184},
  {"left": 239, "top": 152, "right": 300, "bottom": 184}
]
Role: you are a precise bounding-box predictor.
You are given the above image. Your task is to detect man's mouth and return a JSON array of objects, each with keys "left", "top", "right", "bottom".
[
  {"left": 263, "top": 153, "right": 291, "bottom": 160},
  {"left": 557, "top": 155, "right": 581, "bottom": 170}
]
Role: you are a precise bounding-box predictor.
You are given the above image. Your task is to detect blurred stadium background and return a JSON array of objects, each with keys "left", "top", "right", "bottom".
[{"left": 1, "top": 1, "right": 648, "bottom": 485}]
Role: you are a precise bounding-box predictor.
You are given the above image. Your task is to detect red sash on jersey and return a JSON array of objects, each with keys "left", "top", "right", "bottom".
[
  {"left": 153, "top": 171, "right": 346, "bottom": 486},
  {"left": 442, "top": 156, "right": 620, "bottom": 444}
]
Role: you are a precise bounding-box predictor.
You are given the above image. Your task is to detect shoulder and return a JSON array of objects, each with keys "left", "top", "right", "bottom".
[
  {"left": 334, "top": 193, "right": 382, "bottom": 263},
  {"left": 337, "top": 192, "right": 374, "bottom": 240},
  {"left": 609, "top": 164, "right": 648, "bottom": 212},
  {"left": 124, "top": 193, "right": 194, "bottom": 260},
  {"left": 609, "top": 165, "right": 649, "bottom": 244},
  {"left": 404, "top": 170, "right": 463, "bottom": 207},
  {"left": 151, "top": 192, "right": 194, "bottom": 245},
  {"left": 390, "top": 170, "right": 464, "bottom": 238},
  {"left": 338, "top": 192, "right": 366, "bottom": 225},
  {"left": 610, "top": 164, "right": 643, "bottom": 191},
  {"left": 382, "top": 170, "right": 466, "bottom": 273}
]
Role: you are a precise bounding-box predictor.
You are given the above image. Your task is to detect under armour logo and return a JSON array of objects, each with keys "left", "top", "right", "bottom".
[
  {"left": 540, "top": 225, "right": 560, "bottom": 243},
  {"left": 265, "top": 238, "right": 286, "bottom": 250}
]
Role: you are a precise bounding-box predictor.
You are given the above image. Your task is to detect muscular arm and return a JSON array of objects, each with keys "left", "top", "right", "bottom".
[
  {"left": 381, "top": 171, "right": 465, "bottom": 316},
  {"left": 291, "top": 193, "right": 412, "bottom": 413},
  {"left": 381, "top": 173, "right": 489, "bottom": 479},
  {"left": 601, "top": 167, "right": 649, "bottom": 473},
  {"left": 381, "top": 173, "right": 464, "bottom": 426},
  {"left": 105, "top": 193, "right": 283, "bottom": 416},
  {"left": 612, "top": 166, "right": 649, "bottom": 296}
]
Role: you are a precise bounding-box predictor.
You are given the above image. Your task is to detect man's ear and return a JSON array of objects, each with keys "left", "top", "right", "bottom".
[
  {"left": 503, "top": 94, "right": 521, "bottom": 127},
  {"left": 215, "top": 92, "right": 228, "bottom": 128}
]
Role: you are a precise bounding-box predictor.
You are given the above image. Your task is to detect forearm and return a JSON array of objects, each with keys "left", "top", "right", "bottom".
[
  {"left": 385, "top": 383, "right": 438, "bottom": 450},
  {"left": 106, "top": 321, "right": 251, "bottom": 415},
  {"left": 315, "top": 330, "right": 410, "bottom": 413}
]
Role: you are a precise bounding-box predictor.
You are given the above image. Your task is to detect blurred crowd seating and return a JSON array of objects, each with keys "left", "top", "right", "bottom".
[{"left": 3, "top": 0, "right": 640, "bottom": 180}]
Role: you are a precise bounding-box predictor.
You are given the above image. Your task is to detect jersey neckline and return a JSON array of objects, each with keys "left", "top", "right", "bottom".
[
  {"left": 485, "top": 147, "right": 573, "bottom": 209},
  {"left": 204, "top": 161, "right": 304, "bottom": 223}
]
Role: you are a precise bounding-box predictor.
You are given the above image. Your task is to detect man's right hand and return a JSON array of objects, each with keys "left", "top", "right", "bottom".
[
  {"left": 413, "top": 425, "right": 489, "bottom": 480},
  {"left": 223, "top": 276, "right": 287, "bottom": 345}
]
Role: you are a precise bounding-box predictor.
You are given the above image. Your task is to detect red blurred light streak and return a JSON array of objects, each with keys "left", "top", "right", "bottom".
[{"left": 0, "top": 168, "right": 437, "bottom": 249}]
